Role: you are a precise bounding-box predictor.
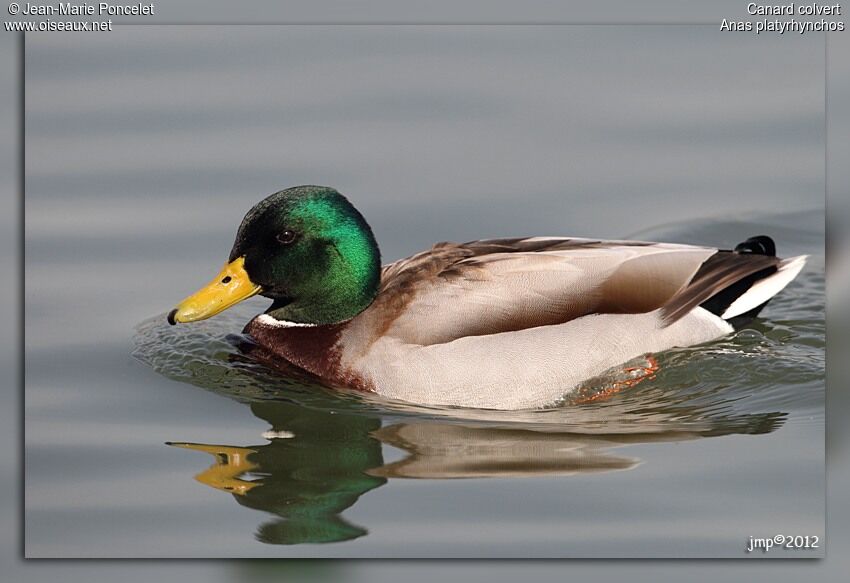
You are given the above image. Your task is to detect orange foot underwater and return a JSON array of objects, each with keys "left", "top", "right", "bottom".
[{"left": 571, "top": 354, "right": 660, "bottom": 404}]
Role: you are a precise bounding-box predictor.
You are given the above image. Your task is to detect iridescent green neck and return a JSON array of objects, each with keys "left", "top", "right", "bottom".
[{"left": 262, "top": 192, "right": 381, "bottom": 326}]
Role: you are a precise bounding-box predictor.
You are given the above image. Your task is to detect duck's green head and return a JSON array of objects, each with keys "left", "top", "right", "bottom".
[{"left": 168, "top": 186, "right": 381, "bottom": 326}]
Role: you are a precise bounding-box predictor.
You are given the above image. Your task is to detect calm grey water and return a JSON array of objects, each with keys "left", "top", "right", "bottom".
[{"left": 25, "top": 26, "right": 824, "bottom": 557}]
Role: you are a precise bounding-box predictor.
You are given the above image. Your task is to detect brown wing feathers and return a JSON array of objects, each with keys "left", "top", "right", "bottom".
[{"left": 377, "top": 236, "right": 780, "bottom": 339}]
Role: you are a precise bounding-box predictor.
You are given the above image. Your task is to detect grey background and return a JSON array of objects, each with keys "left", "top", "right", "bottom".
[
  {"left": 2, "top": 0, "right": 848, "bottom": 579},
  {"left": 24, "top": 24, "right": 823, "bottom": 558}
]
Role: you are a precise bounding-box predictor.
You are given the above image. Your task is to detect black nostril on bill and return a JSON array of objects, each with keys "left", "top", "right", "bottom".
[
  {"left": 221, "top": 276, "right": 232, "bottom": 284},
  {"left": 167, "top": 308, "right": 178, "bottom": 325}
]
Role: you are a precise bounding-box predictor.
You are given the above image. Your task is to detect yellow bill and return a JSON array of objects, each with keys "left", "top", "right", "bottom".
[
  {"left": 167, "top": 442, "right": 259, "bottom": 495},
  {"left": 167, "top": 256, "right": 262, "bottom": 325}
]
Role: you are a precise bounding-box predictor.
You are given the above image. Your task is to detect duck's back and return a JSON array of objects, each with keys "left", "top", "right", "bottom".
[{"left": 332, "top": 236, "right": 804, "bottom": 409}]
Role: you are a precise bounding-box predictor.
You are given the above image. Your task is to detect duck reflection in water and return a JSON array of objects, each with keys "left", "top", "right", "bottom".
[
  {"left": 169, "top": 402, "right": 385, "bottom": 545},
  {"left": 169, "top": 400, "right": 784, "bottom": 545}
]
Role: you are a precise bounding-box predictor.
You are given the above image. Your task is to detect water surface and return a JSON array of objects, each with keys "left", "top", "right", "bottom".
[{"left": 25, "top": 26, "right": 824, "bottom": 557}]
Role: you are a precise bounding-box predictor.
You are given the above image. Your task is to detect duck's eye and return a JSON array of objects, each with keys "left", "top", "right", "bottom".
[{"left": 276, "top": 230, "right": 297, "bottom": 245}]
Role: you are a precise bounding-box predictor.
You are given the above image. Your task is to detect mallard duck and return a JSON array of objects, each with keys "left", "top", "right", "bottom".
[{"left": 167, "top": 185, "right": 807, "bottom": 410}]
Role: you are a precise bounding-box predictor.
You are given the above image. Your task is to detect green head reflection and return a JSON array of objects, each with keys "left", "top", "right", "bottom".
[{"left": 170, "top": 401, "right": 385, "bottom": 545}]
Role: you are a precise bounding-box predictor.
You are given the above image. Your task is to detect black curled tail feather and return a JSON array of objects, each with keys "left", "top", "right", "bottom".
[
  {"left": 659, "top": 235, "right": 780, "bottom": 328},
  {"left": 699, "top": 236, "right": 780, "bottom": 327},
  {"left": 734, "top": 235, "right": 776, "bottom": 257}
]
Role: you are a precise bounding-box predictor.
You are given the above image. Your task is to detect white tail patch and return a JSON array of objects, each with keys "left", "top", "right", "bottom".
[{"left": 721, "top": 255, "right": 808, "bottom": 319}]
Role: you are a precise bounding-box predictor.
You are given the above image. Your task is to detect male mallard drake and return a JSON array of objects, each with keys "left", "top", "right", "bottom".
[{"left": 168, "top": 186, "right": 807, "bottom": 410}]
